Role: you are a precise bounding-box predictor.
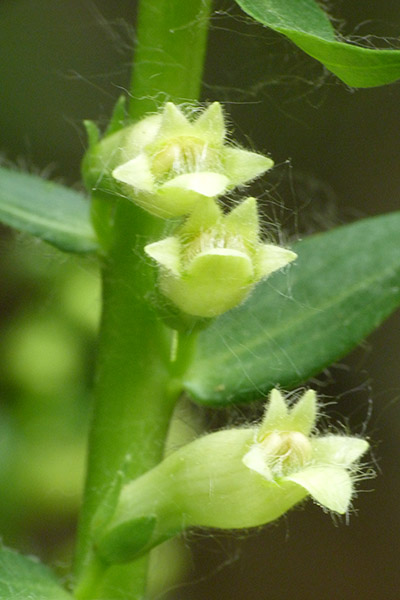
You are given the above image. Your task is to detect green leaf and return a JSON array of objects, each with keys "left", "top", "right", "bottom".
[
  {"left": 0, "top": 167, "right": 98, "bottom": 253},
  {"left": 184, "top": 212, "right": 400, "bottom": 405},
  {"left": 0, "top": 546, "right": 73, "bottom": 599},
  {"left": 234, "top": 0, "right": 400, "bottom": 87}
]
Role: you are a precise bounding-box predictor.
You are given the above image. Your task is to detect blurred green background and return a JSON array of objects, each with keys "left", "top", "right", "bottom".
[{"left": 1, "top": 1, "right": 400, "bottom": 598}]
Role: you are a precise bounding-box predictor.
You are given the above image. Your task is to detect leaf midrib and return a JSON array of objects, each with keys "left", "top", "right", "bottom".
[{"left": 0, "top": 199, "right": 95, "bottom": 240}]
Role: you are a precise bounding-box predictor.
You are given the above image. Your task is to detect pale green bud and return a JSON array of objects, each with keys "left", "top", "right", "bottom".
[
  {"left": 111, "top": 102, "right": 273, "bottom": 218},
  {"left": 96, "top": 389, "right": 369, "bottom": 564},
  {"left": 144, "top": 197, "right": 296, "bottom": 317}
]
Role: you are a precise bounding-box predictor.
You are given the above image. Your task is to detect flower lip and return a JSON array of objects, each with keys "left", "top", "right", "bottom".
[{"left": 159, "top": 172, "right": 229, "bottom": 198}]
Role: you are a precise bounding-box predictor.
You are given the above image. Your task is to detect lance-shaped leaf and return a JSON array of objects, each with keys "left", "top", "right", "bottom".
[
  {"left": 0, "top": 167, "right": 98, "bottom": 253},
  {"left": 183, "top": 211, "right": 400, "bottom": 405},
  {"left": 235, "top": 0, "right": 400, "bottom": 87},
  {"left": 0, "top": 546, "right": 73, "bottom": 599}
]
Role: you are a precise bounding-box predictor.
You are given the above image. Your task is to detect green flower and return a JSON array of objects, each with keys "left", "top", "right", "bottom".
[
  {"left": 112, "top": 102, "right": 273, "bottom": 218},
  {"left": 242, "top": 389, "right": 369, "bottom": 514},
  {"left": 96, "top": 389, "right": 369, "bottom": 564},
  {"left": 145, "top": 197, "right": 296, "bottom": 317}
]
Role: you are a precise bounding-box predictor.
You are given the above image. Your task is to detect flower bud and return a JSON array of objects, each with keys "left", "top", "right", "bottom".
[
  {"left": 96, "top": 389, "right": 369, "bottom": 564},
  {"left": 111, "top": 102, "right": 273, "bottom": 218},
  {"left": 145, "top": 197, "right": 296, "bottom": 317}
]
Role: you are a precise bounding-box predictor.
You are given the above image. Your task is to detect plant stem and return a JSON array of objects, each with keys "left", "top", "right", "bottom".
[
  {"left": 74, "top": 204, "right": 174, "bottom": 599},
  {"left": 74, "top": 1, "right": 213, "bottom": 597},
  {"left": 129, "top": 0, "right": 213, "bottom": 120}
]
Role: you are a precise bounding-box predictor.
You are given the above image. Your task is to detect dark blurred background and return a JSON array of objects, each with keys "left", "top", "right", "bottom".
[{"left": 1, "top": 1, "right": 400, "bottom": 598}]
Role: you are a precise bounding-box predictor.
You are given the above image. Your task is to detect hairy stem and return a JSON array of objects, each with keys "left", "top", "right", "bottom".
[
  {"left": 74, "top": 1, "right": 213, "bottom": 598},
  {"left": 74, "top": 205, "right": 175, "bottom": 599}
]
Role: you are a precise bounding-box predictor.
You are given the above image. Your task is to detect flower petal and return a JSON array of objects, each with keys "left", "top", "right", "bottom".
[
  {"left": 112, "top": 154, "right": 154, "bottom": 192},
  {"left": 311, "top": 436, "right": 369, "bottom": 468},
  {"left": 225, "top": 197, "right": 259, "bottom": 247},
  {"left": 158, "top": 103, "right": 190, "bottom": 138},
  {"left": 153, "top": 173, "right": 228, "bottom": 218},
  {"left": 193, "top": 102, "right": 226, "bottom": 143},
  {"left": 123, "top": 114, "right": 162, "bottom": 155},
  {"left": 258, "top": 389, "right": 289, "bottom": 437},
  {"left": 287, "top": 390, "right": 317, "bottom": 435},
  {"left": 145, "top": 237, "right": 181, "bottom": 275},
  {"left": 255, "top": 244, "right": 297, "bottom": 280},
  {"left": 160, "top": 172, "right": 229, "bottom": 198},
  {"left": 223, "top": 147, "right": 273, "bottom": 186},
  {"left": 242, "top": 443, "right": 274, "bottom": 480},
  {"left": 179, "top": 197, "right": 222, "bottom": 238},
  {"left": 286, "top": 466, "right": 353, "bottom": 513}
]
